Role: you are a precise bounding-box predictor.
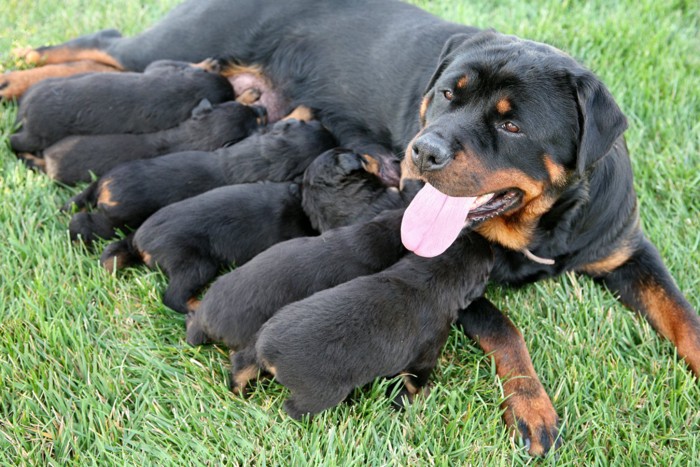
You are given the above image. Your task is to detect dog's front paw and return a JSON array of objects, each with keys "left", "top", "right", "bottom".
[
  {"left": 0, "top": 71, "right": 27, "bottom": 100},
  {"left": 193, "top": 57, "right": 221, "bottom": 74},
  {"left": 502, "top": 379, "right": 561, "bottom": 456},
  {"left": 11, "top": 47, "right": 42, "bottom": 65}
]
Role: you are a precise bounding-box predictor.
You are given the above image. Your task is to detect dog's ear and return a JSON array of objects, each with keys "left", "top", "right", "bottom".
[
  {"left": 572, "top": 71, "right": 627, "bottom": 173},
  {"left": 191, "top": 98, "right": 213, "bottom": 118},
  {"left": 359, "top": 154, "right": 382, "bottom": 176},
  {"left": 337, "top": 151, "right": 364, "bottom": 174},
  {"left": 423, "top": 33, "right": 472, "bottom": 94},
  {"left": 424, "top": 30, "right": 499, "bottom": 95}
]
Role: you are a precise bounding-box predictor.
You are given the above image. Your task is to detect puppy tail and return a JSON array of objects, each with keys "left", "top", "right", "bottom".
[
  {"left": 62, "top": 180, "right": 98, "bottom": 212},
  {"left": 100, "top": 234, "right": 141, "bottom": 272}
]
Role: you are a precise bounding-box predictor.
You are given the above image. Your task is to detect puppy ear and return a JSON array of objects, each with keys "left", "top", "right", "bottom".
[
  {"left": 337, "top": 151, "right": 364, "bottom": 174},
  {"left": 191, "top": 98, "right": 213, "bottom": 118},
  {"left": 573, "top": 72, "right": 628, "bottom": 173},
  {"left": 359, "top": 154, "right": 382, "bottom": 177}
]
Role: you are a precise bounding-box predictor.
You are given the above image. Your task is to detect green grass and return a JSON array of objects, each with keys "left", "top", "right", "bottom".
[{"left": 1, "top": 0, "right": 699, "bottom": 464}]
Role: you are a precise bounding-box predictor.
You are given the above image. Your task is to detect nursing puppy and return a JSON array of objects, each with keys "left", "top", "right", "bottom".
[
  {"left": 102, "top": 182, "right": 316, "bottom": 314},
  {"left": 186, "top": 209, "right": 407, "bottom": 349},
  {"left": 301, "top": 149, "right": 410, "bottom": 232},
  {"left": 39, "top": 99, "right": 265, "bottom": 184},
  {"left": 10, "top": 59, "right": 234, "bottom": 153},
  {"left": 65, "top": 118, "right": 336, "bottom": 245},
  {"left": 230, "top": 232, "right": 493, "bottom": 419},
  {"left": 102, "top": 147, "right": 408, "bottom": 313}
]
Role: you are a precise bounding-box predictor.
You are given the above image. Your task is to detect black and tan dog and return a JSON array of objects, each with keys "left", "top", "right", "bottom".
[
  {"left": 65, "top": 117, "right": 336, "bottom": 245},
  {"left": 37, "top": 98, "right": 265, "bottom": 184},
  {"left": 4, "top": 0, "right": 698, "bottom": 456},
  {"left": 10, "top": 59, "right": 235, "bottom": 153},
  {"left": 185, "top": 209, "right": 407, "bottom": 351},
  {"left": 102, "top": 182, "right": 316, "bottom": 314},
  {"left": 300, "top": 149, "right": 410, "bottom": 232},
  {"left": 101, "top": 148, "right": 407, "bottom": 314},
  {"left": 229, "top": 232, "right": 493, "bottom": 419}
]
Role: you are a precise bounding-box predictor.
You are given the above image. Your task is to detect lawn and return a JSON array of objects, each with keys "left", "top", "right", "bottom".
[{"left": 1, "top": 0, "right": 698, "bottom": 464}]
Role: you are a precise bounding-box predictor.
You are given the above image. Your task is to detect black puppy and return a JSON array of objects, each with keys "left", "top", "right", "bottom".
[
  {"left": 186, "top": 209, "right": 407, "bottom": 350},
  {"left": 10, "top": 59, "right": 234, "bottom": 153},
  {"left": 66, "top": 118, "right": 336, "bottom": 245},
  {"left": 101, "top": 148, "right": 408, "bottom": 313},
  {"left": 38, "top": 98, "right": 265, "bottom": 184},
  {"left": 230, "top": 232, "right": 493, "bottom": 419},
  {"left": 102, "top": 182, "right": 315, "bottom": 314},
  {"left": 301, "top": 149, "right": 409, "bottom": 232}
]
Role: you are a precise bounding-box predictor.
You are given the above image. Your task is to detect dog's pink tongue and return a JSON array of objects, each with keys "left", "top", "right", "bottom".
[{"left": 401, "top": 183, "right": 476, "bottom": 257}]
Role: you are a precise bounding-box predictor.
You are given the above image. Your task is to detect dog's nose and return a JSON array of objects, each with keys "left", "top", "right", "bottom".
[
  {"left": 251, "top": 105, "right": 267, "bottom": 118},
  {"left": 251, "top": 105, "right": 268, "bottom": 125},
  {"left": 411, "top": 133, "right": 452, "bottom": 171}
]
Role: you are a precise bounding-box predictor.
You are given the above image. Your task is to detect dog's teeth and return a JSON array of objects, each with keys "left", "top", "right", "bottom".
[{"left": 473, "top": 193, "right": 495, "bottom": 208}]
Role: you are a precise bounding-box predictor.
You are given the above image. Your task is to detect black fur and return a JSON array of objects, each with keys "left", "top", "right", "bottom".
[
  {"left": 65, "top": 119, "right": 336, "bottom": 244},
  {"left": 186, "top": 209, "right": 407, "bottom": 350},
  {"left": 41, "top": 100, "right": 264, "bottom": 184},
  {"left": 240, "top": 233, "right": 492, "bottom": 419},
  {"left": 11, "top": 59, "right": 234, "bottom": 152},
  {"left": 10, "top": 0, "right": 698, "bottom": 455},
  {"left": 115, "top": 182, "right": 315, "bottom": 314},
  {"left": 103, "top": 145, "right": 411, "bottom": 313},
  {"left": 301, "top": 149, "right": 410, "bottom": 232}
]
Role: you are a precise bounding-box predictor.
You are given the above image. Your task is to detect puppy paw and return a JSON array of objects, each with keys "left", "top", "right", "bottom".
[
  {"left": 283, "top": 398, "right": 309, "bottom": 420},
  {"left": 502, "top": 380, "right": 561, "bottom": 456},
  {"left": 193, "top": 57, "right": 221, "bottom": 74},
  {"left": 235, "top": 87, "right": 261, "bottom": 105},
  {"left": 16, "top": 152, "right": 46, "bottom": 172}
]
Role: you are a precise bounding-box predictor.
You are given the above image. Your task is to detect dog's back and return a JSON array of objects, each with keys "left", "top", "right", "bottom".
[
  {"left": 255, "top": 232, "right": 494, "bottom": 418},
  {"left": 187, "top": 209, "right": 407, "bottom": 350}
]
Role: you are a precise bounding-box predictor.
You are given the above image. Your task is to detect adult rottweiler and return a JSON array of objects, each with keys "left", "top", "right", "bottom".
[{"left": 4, "top": 0, "right": 698, "bottom": 456}]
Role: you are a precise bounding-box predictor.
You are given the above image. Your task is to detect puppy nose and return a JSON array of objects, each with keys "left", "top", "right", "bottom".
[
  {"left": 251, "top": 105, "right": 268, "bottom": 125},
  {"left": 411, "top": 133, "right": 452, "bottom": 171}
]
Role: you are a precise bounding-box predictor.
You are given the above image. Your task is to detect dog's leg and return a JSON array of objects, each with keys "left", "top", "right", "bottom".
[
  {"left": 390, "top": 367, "right": 434, "bottom": 410},
  {"left": 586, "top": 237, "right": 700, "bottom": 376},
  {"left": 162, "top": 261, "right": 219, "bottom": 314},
  {"left": 68, "top": 212, "right": 117, "bottom": 246},
  {"left": 229, "top": 347, "right": 261, "bottom": 395},
  {"left": 185, "top": 312, "right": 211, "bottom": 347},
  {"left": 16, "top": 153, "right": 46, "bottom": 172},
  {"left": 2, "top": 30, "right": 125, "bottom": 101},
  {"left": 14, "top": 29, "right": 124, "bottom": 66},
  {"left": 457, "top": 297, "right": 560, "bottom": 456},
  {"left": 283, "top": 385, "right": 351, "bottom": 420},
  {"left": 100, "top": 235, "right": 142, "bottom": 272},
  {"left": 1, "top": 61, "right": 123, "bottom": 101}
]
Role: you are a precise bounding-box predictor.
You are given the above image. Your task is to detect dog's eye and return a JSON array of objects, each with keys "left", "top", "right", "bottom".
[
  {"left": 441, "top": 90, "right": 454, "bottom": 101},
  {"left": 502, "top": 121, "right": 520, "bottom": 133}
]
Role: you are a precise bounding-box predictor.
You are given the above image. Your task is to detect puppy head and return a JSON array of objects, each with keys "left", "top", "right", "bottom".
[
  {"left": 403, "top": 30, "right": 627, "bottom": 250},
  {"left": 259, "top": 119, "right": 337, "bottom": 158},
  {"left": 303, "top": 149, "right": 383, "bottom": 186},
  {"left": 302, "top": 149, "right": 390, "bottom": 231},
  {"left": 189, "top": 100, "right": 266, "bottom": 141}
]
